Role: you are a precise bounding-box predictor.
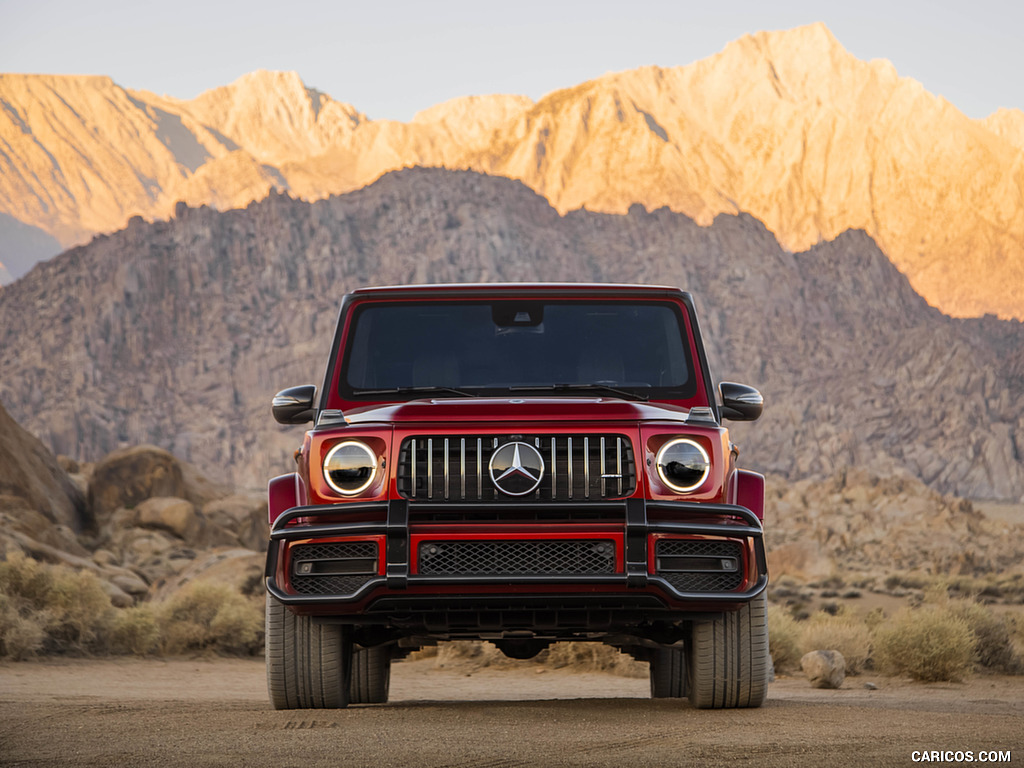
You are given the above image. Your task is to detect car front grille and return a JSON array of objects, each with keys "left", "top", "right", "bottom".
[
  {"left": 655, "top": 539, "right": 745, "bottom": 592},
  {"left": 289, "top": 541, "right": 379, "bottom": 596},
  {"left": 397, "top": 434, "right": 636, "bottom": 501},
  {"left": 417, "top": 539, "right": 617, "bottom": 577}
]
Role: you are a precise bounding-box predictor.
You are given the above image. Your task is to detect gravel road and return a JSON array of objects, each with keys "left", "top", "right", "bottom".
[{"left": 1, "top": 658, "right": 1020, "bottom": 767}]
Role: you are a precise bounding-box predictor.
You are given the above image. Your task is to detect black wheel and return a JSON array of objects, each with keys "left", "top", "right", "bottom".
[
  {"left": 351, "top": 645, "right": 392, "bottom": 704},
  {"left": 687, "top": 593, "right": 769, "bottom": 709},
  {"left": 649, "top": 646, "right": 687, "bottom": 698},
  {"left": 266, "top": 596, "right": 352, "bottom": 709}
]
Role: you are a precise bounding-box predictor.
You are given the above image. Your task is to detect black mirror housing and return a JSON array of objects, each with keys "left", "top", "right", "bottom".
[
  {"left": 719, "top": 382, "right": 763, "bottom": 422},
  {"left": 272, "top": 385, "right": 317, "bottom": 425}
]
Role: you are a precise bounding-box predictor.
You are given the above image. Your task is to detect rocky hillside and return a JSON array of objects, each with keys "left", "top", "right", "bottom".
[
  {"left": 2, "top": 25, "right": 1023, "bottom": 318},
  {"left": 0, "top": 398, "right": 266, "bottom": 608},
  {"left": 0, "top": 168, "right": 1021, "bottom": 501}
]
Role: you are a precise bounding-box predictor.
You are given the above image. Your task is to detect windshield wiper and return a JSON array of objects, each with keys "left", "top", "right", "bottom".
[
  {"left": 507, "top": 384, "right": 650, "bottom": 402},
  {"left": 352, "top": 386, "right": 477, "bottom": 398}
]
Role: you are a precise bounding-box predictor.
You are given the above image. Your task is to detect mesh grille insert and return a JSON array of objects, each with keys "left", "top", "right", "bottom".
[
  {"left": 655, "top": 539, "right": 744, "bottom": 592},
  {"left": 418, "top": 539, "right": 617, "bottom": 576},
  {"left": 289, "top": 541, "right": 378, "bottom": 596}
]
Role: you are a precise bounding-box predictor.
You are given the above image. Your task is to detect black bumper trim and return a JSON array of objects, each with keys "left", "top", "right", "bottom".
[
  {"left": 625, "top": 497, "right": 648, "bottom": 587},
  {"left": 266, "top": 503, "right": 767, "bottom": 607},
  {"left": 386, "top": 498, "right": 409, "bottom": 588}
]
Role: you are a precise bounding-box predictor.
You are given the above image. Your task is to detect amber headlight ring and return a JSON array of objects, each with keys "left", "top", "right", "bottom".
[
  {"left": 322, "top": 440, "right": 378, "bottom": 496},
  {"left": 655, "top": 438, "right": 710, "bottom": 493}
]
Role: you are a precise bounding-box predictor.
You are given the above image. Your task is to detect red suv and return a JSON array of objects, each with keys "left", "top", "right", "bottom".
[{"left": 265, "top": 283, "right": 768, "bottom": 709}]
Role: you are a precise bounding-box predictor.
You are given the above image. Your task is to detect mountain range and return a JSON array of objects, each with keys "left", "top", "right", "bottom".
[
  {"left": 1, "top": 167, "right": 1021, "bottom": 502},
  {"left": 2, "top": 23, "right": 1023, "bottom": 319}
]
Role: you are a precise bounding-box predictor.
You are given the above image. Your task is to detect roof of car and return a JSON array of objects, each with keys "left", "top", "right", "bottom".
[{"left": 348, "top": 283, "right": 688, "bottom": 299}]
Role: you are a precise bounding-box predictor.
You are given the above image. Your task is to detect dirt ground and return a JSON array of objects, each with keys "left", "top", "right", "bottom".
[{"left": 0, "top": 657, "right": 1020, "bottom": 768}]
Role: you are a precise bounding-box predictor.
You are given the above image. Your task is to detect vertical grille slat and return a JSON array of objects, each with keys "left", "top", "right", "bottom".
[
  {"left": 477, "top": 438, "right": 483, "bottom": 499},
  {"left": 600, "top": 437, "right": 607, "bottom": 498},
  {"left": 460, "top": 438, "right": 466, "bottom": 499},
  {"left": 567, "top": 437, "right": 574, "bottom": 500},
  {"left": 398, "top": 434, "right": 635, "bottom": 502},
  {"left": 583, "top": 437, "right": 590, "bottom": 499},
  {"left": 428, "top": 438, "right": 434, "bottom": 498},
  {"left": 444, "top": 437, "right": 450, "bottom": 500},
  {"left": 616, "top": 437, "right": 623, "bottom": 496}
]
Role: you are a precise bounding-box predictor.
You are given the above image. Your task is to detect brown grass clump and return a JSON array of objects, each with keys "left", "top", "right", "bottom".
[
  {"left": 767, "top": 605, "right": 801, "bottom": 673},
  {"left": 949, "top": 601, "right": 1019, "bottom": 673},
  {"left": 0, "top": 592, "right": 47, "bottom": 660},
  {"left": 873, "top": 605, "right": 975, "bottom": 682},
  {"left": 156, "top": 582, "right": 263, "bottom": 656},
  {"left": 0, "top": 552, "right": 115, "bottom": 658},
  {"left": 799, "top": 609, "right": 872, "bottom": 674},
  {"left": 109, "top": 606, "right": 160, "bottom": 656},
  {"left": 429, "top": 640, "right": 646, "bottom": 677},
  {"left": 1, "top": 555, "right": 264, "bottom": 659},
  {"left": 544, "top": 642, "right": 647, "bottom": 678}
]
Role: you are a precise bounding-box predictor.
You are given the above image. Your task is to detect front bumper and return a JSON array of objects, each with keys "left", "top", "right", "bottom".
[{"left": 265, "top": 498, "right": 767, "bottom": 611}]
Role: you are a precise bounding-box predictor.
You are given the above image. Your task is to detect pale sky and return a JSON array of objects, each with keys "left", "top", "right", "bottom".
[{"left": 0, "top": 0, "right": 1020, "bottom": 122}]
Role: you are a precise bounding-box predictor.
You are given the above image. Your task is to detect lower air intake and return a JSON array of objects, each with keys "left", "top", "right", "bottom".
[{"left": 418, "top": 539, "right": 617, "bottom": 577}]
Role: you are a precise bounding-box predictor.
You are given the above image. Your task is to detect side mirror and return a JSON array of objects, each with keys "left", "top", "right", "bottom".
[
  {"left": 719, "top": 382, "right": 763, "bottom": 422},
  {"left": 272, "top": 385, "right": 317, "bottom": 425}
]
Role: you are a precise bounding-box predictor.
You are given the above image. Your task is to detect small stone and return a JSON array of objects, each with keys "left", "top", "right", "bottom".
[{"left": 864, "top": 682, "right": 879, "bottom": 690}]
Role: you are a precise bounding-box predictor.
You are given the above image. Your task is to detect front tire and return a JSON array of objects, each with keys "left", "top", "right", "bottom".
[
  {"left": 351, "top": 645, "right": 392, "bottom": 704},
  {"left": 266, "top": 596, "right": 352, "bottom": 709},
  {"left": 649, "top": 646, "right": 687, "bottom": 698},
  {"left": 687, "top": 593, "right": 769, "bottom": 709}
]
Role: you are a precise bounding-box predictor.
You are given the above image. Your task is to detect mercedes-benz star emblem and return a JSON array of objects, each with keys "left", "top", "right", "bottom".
[{"left": 488, "top": 441, "right": 545, "bottom": 496}]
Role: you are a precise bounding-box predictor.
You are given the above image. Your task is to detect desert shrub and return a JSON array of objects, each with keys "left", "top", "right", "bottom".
[
  {"left": 156, "top": 582, "right": 263, "bottom": 655},
  {"left": 0, "top": 553, "right": 114, "bottom": 657},
  {"left": 430, "top": 640, "right": 646, "bottom": 677},
  {"left": 948, "top": 601, "right": 1022, "bottom": 674},
  {"left": 0, "top": 592, "right": 47, "bottom": 660},
  {"left": 884, "top": 573, "right": 930, "bottom": 592},
  {"left": 46, "top": 567, "right": 115, "bottom": 651},
  {"left": 544, "top": 642, "right": 646, "bottom": 677},
  {"left": 864, "top": 607, "right": 887, "bottom": 632},
  {"left": 767, "top": 605, "right": 801, "bottom": 673},
  {"left": 433, "top": 640, "right": 512, "bottom": 671},
  {"left": 799, "top": 609, "right": 872, "bottom": 674},
  {"left": 874, "top": 605, "right": 975, "bottom": 682},
  {"left": 109, "top": 606, "right": 160, "bottom": 656},
  {"left": 0, "top": 551, "right": 55, "bottom": 605}
]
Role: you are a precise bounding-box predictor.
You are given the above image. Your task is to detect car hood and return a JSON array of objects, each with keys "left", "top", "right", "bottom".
[{"left": 340, "top": 397, "right": 695, "bottom": 425}]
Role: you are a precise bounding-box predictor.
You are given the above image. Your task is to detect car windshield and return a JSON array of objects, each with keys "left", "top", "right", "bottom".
[{"left": 341, "top": 300, "right": 696, "bottom": 400}]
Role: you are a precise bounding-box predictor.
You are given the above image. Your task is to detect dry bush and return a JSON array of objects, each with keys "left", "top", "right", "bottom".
[
  {"left": 46, "top": 568, "right": 115, "bottom": 651},
  {"left": 0, "top": 551, "right": 54, "bottom": 605},
  {"left": 433, "top": 640, "right": 506, "bottom": 669},
  {"left": 864, "top": 607, "right": 887, "bottom": 632},
  {"left": 0, "top": 552, "right": 114, "bottom": 657},
  {"left": 948, "top": 601, "right": 1022, "bottom": 674},
  {"left": 544, "top": 642, "right": 647, "bottom": 678},
  {"left": 873, "top": 606, "right": 975, "bottom": 682},
  {"left": 430, "top": 640, "right": 646, "bottom": 677},
  {"left": 156, "top": 582, "right": 263, "bottom": 655},
  {"left": 767, "top": 605, "right": 801, "bottom": 673},
  {"left": 799, "top": 609, "right": 872, "bottom": 674},
  {"left": 109, "top": 606, "right": 160, "bottom": 656},
  {"left": 0, "top": 593, "right": 47, "bottom": 660}
]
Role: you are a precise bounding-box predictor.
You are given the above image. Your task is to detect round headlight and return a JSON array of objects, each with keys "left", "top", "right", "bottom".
[
  {"left": 656, "top": 438, "right": 710, "bottom": 493},
  {"left": 323, "top": 441, "right": 377, "bottom": 496}
]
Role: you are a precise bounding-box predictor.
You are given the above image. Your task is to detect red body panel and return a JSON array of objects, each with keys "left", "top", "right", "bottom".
[{"left": 268, "top": 473, "right": 302, "bottom": 526}]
